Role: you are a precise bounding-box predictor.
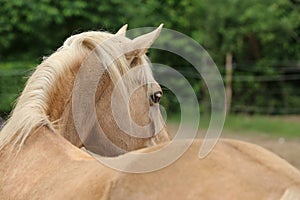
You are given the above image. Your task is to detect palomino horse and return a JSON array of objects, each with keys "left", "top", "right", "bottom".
[{"left": 1, "top": 25, "right": 300, "bottom": 199}]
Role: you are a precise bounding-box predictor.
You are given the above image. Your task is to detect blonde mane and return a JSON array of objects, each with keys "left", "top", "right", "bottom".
[{"left": 0, "top": 30, "right": 153, "bottom": 152}]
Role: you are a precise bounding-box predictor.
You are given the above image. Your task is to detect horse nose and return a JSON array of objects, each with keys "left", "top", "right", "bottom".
[{"left": 150, "top": 91, "right": 162, "bottom": 104}]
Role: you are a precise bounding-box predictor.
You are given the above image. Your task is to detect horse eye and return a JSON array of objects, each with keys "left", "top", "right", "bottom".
[{"left": 150, "top": 91, "right": 162, "bottom": 104}]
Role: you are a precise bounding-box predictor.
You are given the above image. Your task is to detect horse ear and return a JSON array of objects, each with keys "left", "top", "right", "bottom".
[
  {"left": 116, "top": 24, "right": 128, "bottom": 37},
  {"left": 125, "top": 24, "right": 163, "bottom": 61}
]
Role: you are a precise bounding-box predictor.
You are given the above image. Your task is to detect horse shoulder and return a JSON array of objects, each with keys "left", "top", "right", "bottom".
[{"left": 0, "top": 127, "right": 119, "bottom": 200}]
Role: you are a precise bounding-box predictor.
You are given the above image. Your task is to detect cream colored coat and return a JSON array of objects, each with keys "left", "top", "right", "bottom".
[
  {"left": 1, "top": 127, "right": 300, "bottom": 199},
  {"left": 1, "top": 26, "right": 299, "bottom": 199}
]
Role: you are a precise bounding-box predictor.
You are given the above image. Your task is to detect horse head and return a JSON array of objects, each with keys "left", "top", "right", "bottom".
[
  {"left": 63, "top": 24, "right": 171, "bottom": 156},
  {"left": 0, "top": 24, "right": 170, "bottom": 157}
]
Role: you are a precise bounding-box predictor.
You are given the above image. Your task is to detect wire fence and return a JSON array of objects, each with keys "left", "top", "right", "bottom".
[
  {"left": 0, "top": 64, "right": 300, "bottom": 115},
  {"left": 161, "top": 63, "right": 300, "bottom": 115}
]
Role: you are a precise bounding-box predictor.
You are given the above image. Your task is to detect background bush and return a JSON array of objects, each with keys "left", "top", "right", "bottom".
[{"left": 0, "top": 0, "right": 300, "bottom": 117}]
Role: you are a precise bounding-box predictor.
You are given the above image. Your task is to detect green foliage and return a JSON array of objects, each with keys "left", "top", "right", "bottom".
[
  {"left": 0, "top": 62, "right": 35, "bottom": 116},
  {"left": 0, "top": 0, "right": 299, "bottom": 115}
]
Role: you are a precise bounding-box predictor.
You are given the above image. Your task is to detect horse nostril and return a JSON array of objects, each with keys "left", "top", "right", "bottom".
[{"left": 151, "top": 91, "right": 162, "bottom": 104}]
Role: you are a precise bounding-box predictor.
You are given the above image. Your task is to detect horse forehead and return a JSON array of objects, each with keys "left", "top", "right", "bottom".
[
  {"left": 95, "top": 36, "right": 131, "bottom": 58},
  {"left": 108, "top": 35, "right": 131, "bottom": 45}
]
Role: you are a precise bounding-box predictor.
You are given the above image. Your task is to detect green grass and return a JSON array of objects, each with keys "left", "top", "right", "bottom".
[
  {"left": 223, "top": 115, "right": 300, "bottom": 137},
  {"left": 167, "top": 114, "right": 300, "bottom": 138}
]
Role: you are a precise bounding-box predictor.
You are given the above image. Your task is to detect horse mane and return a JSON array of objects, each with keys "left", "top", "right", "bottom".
[{"left": 0, "top": 30, "right": 154, "bottom": 152}]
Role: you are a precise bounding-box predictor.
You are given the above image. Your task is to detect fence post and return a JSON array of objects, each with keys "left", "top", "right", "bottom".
[{"left": 225, "top": 53, "right": 233, "bottom": 115}]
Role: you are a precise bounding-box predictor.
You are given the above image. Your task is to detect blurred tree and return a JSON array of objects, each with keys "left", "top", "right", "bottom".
[
  {"left": 0, "top": 0, "right": 299, "bottom": 115},
  {"left": 182, "top": 0, "right": 300, "bottom": 114}
]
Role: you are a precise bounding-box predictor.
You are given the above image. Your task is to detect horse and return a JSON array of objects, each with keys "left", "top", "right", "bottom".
[{"left": 0, "top": 25, "right": 300, "bottom": 199}]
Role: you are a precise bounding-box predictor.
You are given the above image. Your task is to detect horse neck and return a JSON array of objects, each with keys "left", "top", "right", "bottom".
[
  {"left": 46, "top": 63, "right": 81, "bottom": 122},
  {"left": 45, "top": 56, "right": 86, "bottom": 147},
  {"left": 57, "top": 68, "right": 112, "bottom": 148},
  {"left": 58, "top": 100, "right": 83, "bottom": 147}
]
